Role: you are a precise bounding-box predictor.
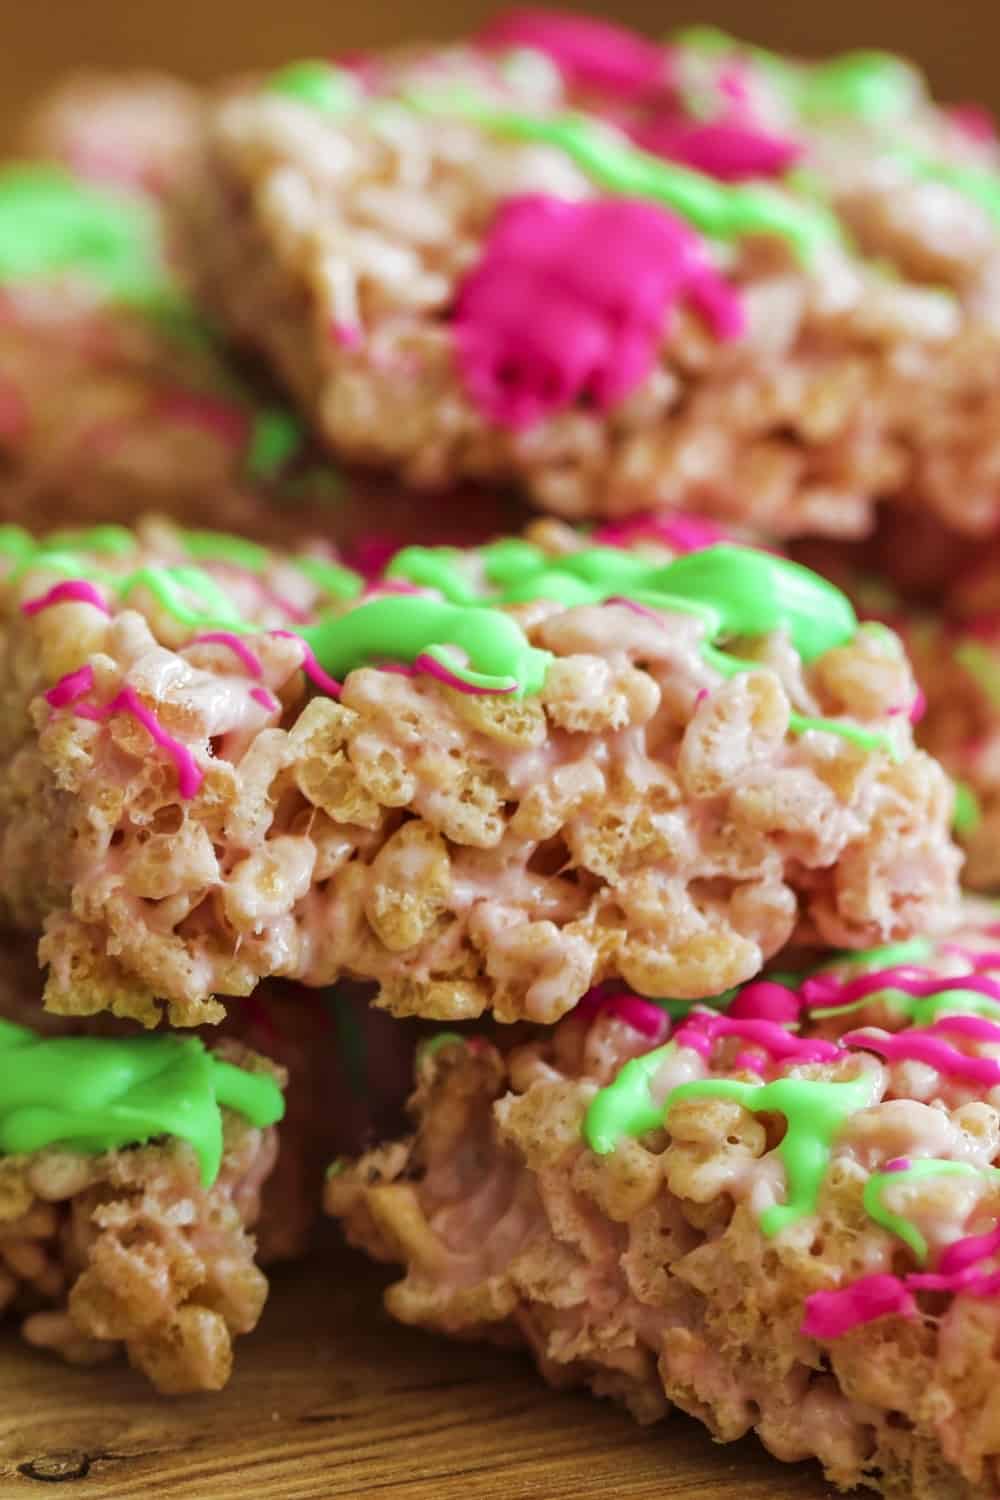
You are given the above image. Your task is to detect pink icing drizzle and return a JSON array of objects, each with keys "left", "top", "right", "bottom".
[
  {"left": 802, "top": 1275, "right": 916, "bottom": 1339},
  {"left": 22, "top": 580, "right": 110, "bottom": 616},
  {"left": 331, "top": 321, "right": 362, "bottom": 349},
  {"left": 188, "top": 631, "right": 263, "bottom": 678},
  {"left": 75, "top": 686, "right": 203, "bottom": 798},
  {"left": 909, "top": 686, "right": 927, "bottom": 724},
  {"left": 270, "top": 630, "right": 344, "bottom": 698},
  {"left": 673, "top": 1012, "right": 840, "bottom": 1071},
  {"left": 573, "top": 986, "right": 670, "bottom": 1040},
  {"left": 842, "top": 1024, "right": 1000, "bottom": 1087},
  {"left": 478, "top": 8, "right": 671, "bottom": 99},
  {"left": 631, "top": 117, "right": 802, "bottom": 182},
  {"left": 801, "top": 965, "right": 1000, "bottom": 1012},
  {"left": 948, "top": 103, "right": 998, "bottom": 143},
  {"left": 455, "top": 194, "right": 744, "bottom": 431},
  {"left": 250, "top": 686, "right": 280, "bottom": 713},
  {"left": 44, "top": 664, "right": 95, "bottom": 709},
  {"left": 593, "top": 513, "right": 725, "bottom": 553},
  {"left": 379, "top": 653, "right": 518, "bottom": 696}
]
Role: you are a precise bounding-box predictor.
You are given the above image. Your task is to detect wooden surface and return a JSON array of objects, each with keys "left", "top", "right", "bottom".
[{"left": 0, "top": 1246, "right": 836, "bottom": 1499}]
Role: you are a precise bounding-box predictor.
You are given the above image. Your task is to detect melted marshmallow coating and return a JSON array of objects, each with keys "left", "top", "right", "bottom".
[
  {"left": 175, "top": 21, "right": 1000, "bottom": 538},
  {"left": 329, "top": 905, "right": 1000, "bottom": 1500},
  {"left": 0, "top": 515, "right": 959, "bottom": 1028}
]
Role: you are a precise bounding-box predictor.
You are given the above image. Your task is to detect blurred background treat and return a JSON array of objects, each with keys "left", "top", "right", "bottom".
[{"left": 0, "top": 0, "right": 996, "bottom": 146}]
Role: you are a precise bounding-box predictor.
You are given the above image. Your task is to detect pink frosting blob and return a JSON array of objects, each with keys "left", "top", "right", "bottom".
[
  {"left": 728, "top": 980, "right": 804, "bottom": 1024},
  {"left": 455, "top": 194, "right": 744, "bottom": 432},
  {"left": 631, "top": 116, "right": 802, "bottom": 182},
  {"left": 478, "top": 8, "right": 671, "bottom": 99},
  {"left": 44, "top": 663, "right": 96, "bottom": 709},
  {"left": 573, "top": 986, "right": 670, "bottom": 1040},
  {"left": 802, "top": 1274, "right": 916, "bottom": 1339},
  {"left": 673, "top": 1011, "right": 840, "bottom": 1071},
  {"left": 22, "top": 579, "right": 110, "bottom": 616}
]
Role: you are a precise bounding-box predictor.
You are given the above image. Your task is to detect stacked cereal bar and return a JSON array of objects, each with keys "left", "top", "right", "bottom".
[
  {"left": 175, "top": 11, "right": 1000, "bottom": 548},
  {"left": 0, "top": 518, "right": 957, "bottom": 1032},
  {"left": 329, "top": 910, "right": 1000, "bottom": 1500}
]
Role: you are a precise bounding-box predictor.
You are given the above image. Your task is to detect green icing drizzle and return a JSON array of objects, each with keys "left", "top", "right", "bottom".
[
  {"left": 180, "top": 530, "right": 272, "bottom": 575},
  {"left": 299, "top": 595, "right": 552, "bottom": 695},
  {"left": 266, "top": 60, "right": 363, "bottom": 115},
  {"left": 895, "top": 147, "right": 1000, "bottom": 226},
  {"left": 586, "top": 1058, "right": 876, "bottom": 1236},
  {"left": 390, "top": 543, "right": 858, "bottom": 662},
  {"left": 820, "top": 937, "right": 935, "bottom": 973},
  {"left": 246, "top": 409, "right": 306, "bottom": 479},
  {"left": 0, "top": 1021, "right": 283, "bottom": 1187},
  {"left": 405, "top": 89, "right": 838, "bottom": 259},
  {"left": 810, "top": 985, "right": 1000, "bottom": 1025},
  {"left": 864, "top": 1158, "right": 1000, "bottom": 1263},
  {"left": 293, "top": 555, "right": 363, "bottom": 600},
  {"left": 954, "top": 779, "right": 983, "bottom": 837},
  {"left": 46, "top": 525, "right": 137, "bottom": 558}
]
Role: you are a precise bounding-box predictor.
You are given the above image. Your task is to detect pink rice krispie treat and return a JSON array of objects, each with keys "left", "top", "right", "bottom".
[
  {"left": 0, "top": 78, "right": 520, "bottom": 548},
  {"left": 328, "top": 910, "right": 1000, "bottom": 1500},
  {"left": 0, "top": 515, "right": 959, "bottom": 1031},
  {"left": 175, "top": 12, "right": 1000, "bottom": 539}
]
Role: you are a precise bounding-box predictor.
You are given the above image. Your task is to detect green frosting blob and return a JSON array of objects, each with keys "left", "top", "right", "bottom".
[
  {"left": 0, "top": 1021, "right": 284, "bottom": 1187},
  {"left": 953, "top": 779, "right": 983, "bottom": 836},
  {"left": 246, "top": 408, "right": 306, "bottom": 479},
  {"left": 863, "top": 1158, "right": 999, "bottom": 1263},
  {"left": 300, "top": 595, "right": 552, "bottom": 695},
  {"left": 405, "top": 89, "right": 838, "bottom": 259},
  {"left": 266, "top": 60, "right": 363, "bottom": 115},
  {"left": 390, "top": 542, "right": 858, "bottom": 662},
  {"left": 798, "top": 51, "right": 921, "bottom": 123},
  {"left": 0, "top": 164, "right": 172, "bottom": 307}
]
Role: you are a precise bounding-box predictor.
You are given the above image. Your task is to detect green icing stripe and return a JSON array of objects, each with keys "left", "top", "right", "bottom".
[
  {"left": 863, "top": 1159, "right": 1000, "bottom": 1264},
  {"left": 246, "top": 409, "right": 306, "bottom": 480},
  {"left": 0, "top": 1021, "right": 284, "bottom": 1187},
  {"left": 266, "top": 60, "right": 363, "bottom": 114},
  {"left": 404, "top": 89, "right": 838, "bottom": 259},
  {"left": 954, "top": 780, "right": 983, "bottom": 837},
  {"left": 809, "top": 985, "right": 1000, "bottom": 1025},
  {"left": 585, "top": 1060, "right": 876, "bottom": 1237}
]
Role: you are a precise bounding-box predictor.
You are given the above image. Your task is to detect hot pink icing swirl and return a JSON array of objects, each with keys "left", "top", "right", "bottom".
[
  {"left": 270, "top": 630, "right": 344, "bottom": 697},
  {"left": 478, "top": 8, "right": 672, "bottom": 99},
  {"left": 455, "top": 194, "right": 744, "bottom": 431},
  {"left": 631, "top": 117, "right": 802, "bottom": 182},
  {"left": 842, "top": 1021, "right": 1000, "bottom": 1087},
  {"left": 801, "top": 964, "right": 1000, "bottom": 1013},
  {"left": 75, "top": 686, "right": 203, "bottom": 798},
  {"left": 673, "top": 1012, "right": 840, "bottom": 1072},
  {"left": 572, "top": 986, "right": 670, "bottom": 1040},
  {"left": 22, "top": 580, "right": 110, "bottom": 616},
  {"left": 44, "top": 664, "right": 96, "bottom": 708},
  {"left": 188, "top": 631, "right": 263, "bottom": 677}
]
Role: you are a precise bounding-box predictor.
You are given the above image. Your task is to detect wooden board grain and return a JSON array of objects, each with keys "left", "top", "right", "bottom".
[{"left": 0, "top": 1247, "right": 836, "bottom": 1500}]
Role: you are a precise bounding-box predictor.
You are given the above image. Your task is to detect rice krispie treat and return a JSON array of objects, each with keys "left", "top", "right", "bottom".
[
  {"left": 328, "top": 911, "right": 1000, "bottom": 1500},
  {"left": 176, "top": 12, "right": 1000, "bottom": 539},
  {"left": 0, "top": 515, "right": 959, "bottom": 1031},
  {"left": 0, "top": 79, "right": 519, "bottom": 548},
  {"left": 0, "top": 1005, "right": 284, "bottom": 1392}
]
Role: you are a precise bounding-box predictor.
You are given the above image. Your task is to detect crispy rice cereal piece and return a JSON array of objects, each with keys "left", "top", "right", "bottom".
[
  {"left": 329, "top": 910, "right": 1000, "bottom": 1500},
  {"left": 0, "top": 1011, "right": 281, "bottom": 1395},
  {"left": 0, "top": 518, "right": 960, "bottom": 1027},
  {"left": 176, "top": 21, "right": 1000, "bottom": 537}
]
